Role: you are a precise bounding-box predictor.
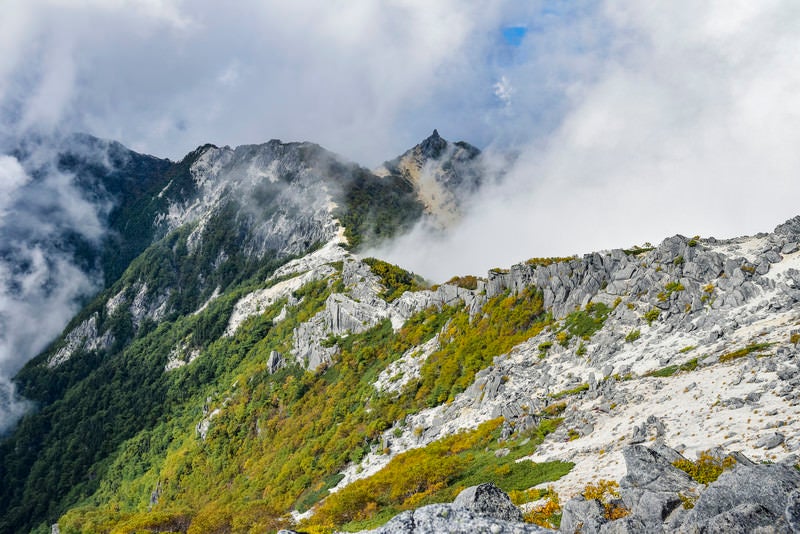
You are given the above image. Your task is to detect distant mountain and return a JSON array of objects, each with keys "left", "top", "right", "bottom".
[
  {"left": 0, "top": 130, "right": 489, "bottom": 533},
  {"left": 375, "top": 129, "right": 484, "bottom": 226},
  {"left": 2, "top": 131, "right": 800, "bottom": 534}
]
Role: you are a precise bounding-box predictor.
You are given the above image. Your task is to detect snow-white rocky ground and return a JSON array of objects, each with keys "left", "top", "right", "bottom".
[
  {"left": 326, "top": 217, "right": 800, "bottom": 503},
  {"left": 224, "top": 230, "right": 480, "bottom": 371}
]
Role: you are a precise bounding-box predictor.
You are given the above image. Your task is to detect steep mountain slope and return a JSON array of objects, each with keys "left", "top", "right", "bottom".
[
  {"left": 0, "top": 131, "right": 488, "bottom": 533},
  {"left": 4, "top": 132, "right": 800, "bottom": 534},
  {"left": 39, "top": 216, "right": 800, "bottom": 534}
]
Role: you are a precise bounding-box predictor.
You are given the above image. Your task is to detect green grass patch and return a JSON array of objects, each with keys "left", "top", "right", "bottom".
[
  {"left": 561, "top": 302, "right": 611, "bottom": 341},
  {"left": 644, "top": 308, "right": 660, "bottom": 325},
  {"left": 647, "top": 358, "right": 698, "bottom": 378},
  {"left": 444, "top": 275, "right": 480, "bottom": 290},
  {"left": 658, "top": 281, "right": 685, "bottom": 302},
  {"left": 307, "top": 417, "right": 572, "bottom": 531},
  {"left": 623, "top": 246, "right": 654, "bottom": 256},
  {"left": 625, "top": 329, "right": 641, "bottom": 343},
  {"left": 550, "top": 383, "right": 589, "bottom": 399},
  {"left": 363, "top": 258, "right": 427, "bottom": 302},
  {"left": 295, "top": 473, "right": 346, "bottom": 513},
  {"left": 718, "top": 342, "right": 773, "bottom": 363}
]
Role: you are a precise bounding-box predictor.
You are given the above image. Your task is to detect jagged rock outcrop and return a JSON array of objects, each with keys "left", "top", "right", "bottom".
[
  {"left": 46, "top": 314, "right": 113, "bottom": 368},
  {"left": 560, "top": 444, "right": 800, "bottom": 533},
  {"left": 681, "top": 463, "right": 800, "bottom": 533},
  {"left": 289, "top": 251, "right": 480, "bottom": 370},
  {"left": 157, "top": 141, "right": 341, "bottom": 258},
  {"left": 358, "top": 484, "right": 547, "bottom": 534},
  {"left": 452, "top": 483, "right": 524, "bottom": 522}
]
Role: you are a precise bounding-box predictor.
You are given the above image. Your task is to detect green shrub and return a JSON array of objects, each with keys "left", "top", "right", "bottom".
[
  {"left": 362, "top": 258, "right": 427, "bottom": 301},
  {"left": 644, "top": 308, "right": 660, "bottom": 325},
  {"left": 550, "top": 383, "right": 589, "bottom": 399},
  {"left": 556, "top": 331, "right": 570, "bottom": 347},
  {"left": 526, "top": 257, "right": 577, "bottom": 268},
  {"left": 622, "top": 245, "right": 654, "bottom": 256},
  {"left": 444, "top": 275, "right": 479, "bottom": 290},
  {"left": 674, "top": 452, "right": 735, "bottom": 484},
  {"left": 562, "top": 302, "right": 611, "bottom": 340},
  {"left": 625, "top": 329, "right": 640, "bottom": 343},
  {"left": 648, "top": 358, "right": 698, "bottom": 378},
  {"left": 719, "top": 342, "right": 772, "bottom": 363}
]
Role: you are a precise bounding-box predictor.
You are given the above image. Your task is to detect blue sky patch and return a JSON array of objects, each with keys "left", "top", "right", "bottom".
[{"left": 502, "top": 26, "right": 528, "bottom": 47}]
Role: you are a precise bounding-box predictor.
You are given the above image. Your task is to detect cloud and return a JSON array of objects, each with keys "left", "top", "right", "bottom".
[
  {"left": 0, "top": 0, "right": 534, "bottom": 166},
  {"left": 0, "top": 378, "right": 30, "bottom": 437},
  {"left": 493, "top": 76, "right": 514, "bottom": 107},
  {"left": 377, "top": 1, "right": 800, "bottom": 281},
  {"left": 2, "top": 1, "right": 800, "bottom": 424},
  {"left": 0, "top": 147, "right": 108, "bottom": 431}
]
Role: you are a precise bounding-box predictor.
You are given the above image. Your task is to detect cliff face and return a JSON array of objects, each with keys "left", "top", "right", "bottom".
[{"left": 3, "top": 133, "right": 800, "bottom": 534}]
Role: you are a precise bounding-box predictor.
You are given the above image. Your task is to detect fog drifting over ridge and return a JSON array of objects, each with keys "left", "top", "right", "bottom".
[
  {"left": 0, "top": 1, "right": 799, "bottom": 428},
  {"left": 374, "top": 2, "right": 800, "bottom": 281},
  {"left": 0, "top": 142, "right": 110, "bottom": 433}
]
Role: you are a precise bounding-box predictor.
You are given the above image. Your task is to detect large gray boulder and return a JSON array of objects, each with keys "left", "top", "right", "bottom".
[
  {"left": 452, "top": 482, "right": 523, "bottom": 522},
  {"left": 702, "top": 503, "right": 780, "bottom": 534},
  {"left": 618, "top": 445, "right": 700, "bottom": 530},
  {"left": 357, "top": 484, "right": 546, "bottom": 534},
  {"left": 597, "top": 516, "right": 647, "bottom": 533},
  {"left": 361, "top": 503, "right": 549, "bottom": 533},
  {"left": 560, "top": 496, "right": 607, "bottom": 534},
  {"left": 681, "top": 463, "right": 800, "bottom": 532},
  {"left": 619, "top": 445, "right": 698, "bottom": 494},
  {"left": 786, "top": 489, "right": 800, "bottom": 533}
]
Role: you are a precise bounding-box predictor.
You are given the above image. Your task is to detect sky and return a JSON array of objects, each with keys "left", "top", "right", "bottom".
[{"left": 2, "top": 1, "right": 800, "bottom": 427}]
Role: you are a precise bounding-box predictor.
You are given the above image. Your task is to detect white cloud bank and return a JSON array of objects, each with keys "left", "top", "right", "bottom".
[
  {"left": 378, "top": 1, "right": 800, "bottom": 281},
  {"left": 0, "top": 0, "right": 531, "bottom": 165},
  {"left": 0, "top": 1, "right": 799, "bottom": 430}
]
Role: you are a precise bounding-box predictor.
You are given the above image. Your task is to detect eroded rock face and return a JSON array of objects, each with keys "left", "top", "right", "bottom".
[
  {"left": 561, "top": 444, "right": 800, "bottom": 534},
  {"left": 786, "top": 489, "right": 800, "bottom": 533},
  {"left": 619, "top": 445, "right": 698, "bottom": 494},
  {"left": 452, "top": 482, "right": 523, "bottom": 522},
  {"left": 560, "top": 496, "right": 608, "bottom": 534},
  {"left": 358, "top": 484, "right": 547, "bottom": 534},
  {"left": 682, "top": 463, "right": 800, "bottom": 532}
]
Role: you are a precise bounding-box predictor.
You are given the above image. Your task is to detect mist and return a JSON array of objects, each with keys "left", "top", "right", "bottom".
[
  {"left": 375, "top": 1, "right": 800, "bottom": 282},
  {"left": 0, "top": 145, "right": 107, "bottom": 433},
  {"left": 2, "top": 1, "right": 800, "bottom": 426}
]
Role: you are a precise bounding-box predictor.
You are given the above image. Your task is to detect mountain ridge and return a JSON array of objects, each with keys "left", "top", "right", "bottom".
[{"left": 2, "top": 132, "right": 800, "bottom": 533}]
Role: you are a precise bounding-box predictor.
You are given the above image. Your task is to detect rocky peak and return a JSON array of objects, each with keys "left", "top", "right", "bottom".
[
  {"left": 376, "top": 130, "right": 485, "bottom": 225},
  {"left": 418, "top": 128, "right": 448, "bottom": 159}
]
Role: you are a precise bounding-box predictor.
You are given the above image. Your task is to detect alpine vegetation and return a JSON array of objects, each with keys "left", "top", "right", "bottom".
[{"left": 2, "top": 131, "right": 800, "bottom": 534}]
